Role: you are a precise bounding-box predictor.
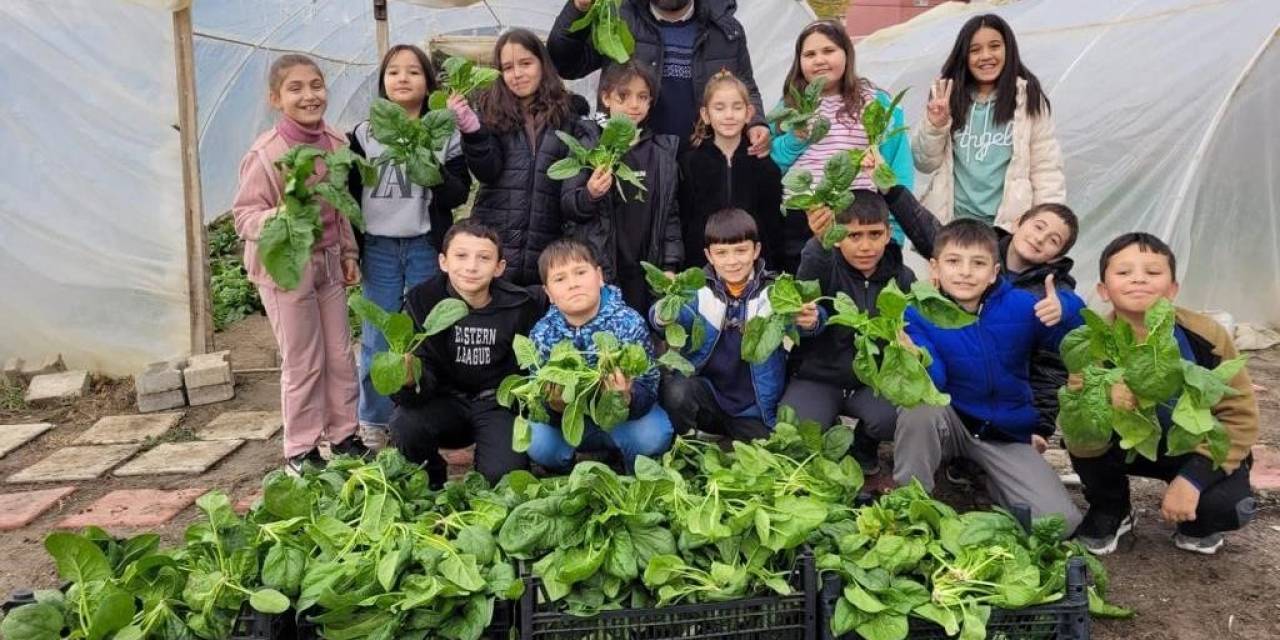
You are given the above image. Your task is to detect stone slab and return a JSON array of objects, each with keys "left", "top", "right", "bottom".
[
  {"left": 1250, "top": 444, "right": 1280, "bottom": 491},
  {"left": 0, "top": 486, "right": 76, "bottom": 530},
  {"left": 7, "top": 444, "right": 141, "bottom": 483},
  {"left": 187, "top": 383, "right": 234, "bottom": 406},
  {"left": 138, "top": 389, "right": 186, "bottom": 413},
  {"left": 184, "top": 350, "right": 233, "bottom": 389},
  {"left": 234, "top": 490, "right": 262, "bottom": 514},
  {"left": 21, "top": 354, "right": 65, "bottom": 381},
  {"left": 24, "top": 371, "right": 91, "bottom": 407},
  {"left": 135, "top": 360, "right": 185, "bottom": 395},
  {"left": 0, "top": 423, "right": 55, "bottom": 459},
  {"left": 196, "top": 411, "right": 282, "bottom": 441},
  {"left": 57, "top": 488, "right": 206, "bottom": 530},
  {"left": 74, "top": 413, "right": 184, "bottom": 445},
  {"left": 113, "top": 440, "right": 244, "bottom": 477}
]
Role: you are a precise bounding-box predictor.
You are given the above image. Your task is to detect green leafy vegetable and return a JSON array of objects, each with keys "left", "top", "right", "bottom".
[
  {"left": 767, "top": 76, "right": 831, "bottom": 144},
  {"left": 568, "top": 0, "right": 636, "bottom": 64},
  {"left": 643, "top": 262, "right": 708, "bottom": 374},
  {"left": 825, "top": 280, "right": 974, "bottom": 407},
  {"left": 368, "top": 97, "right": 457, "bottom": 188},
  {"left": 1057, "top": 298, "right": 1245, "bottom": 466},
  {"left": 427, "top": 56, "right": 501, "bottom": 110},
  {"left": 348, "top": 292, "right": 469, "bottom": 395},
  {"left": 740, "top": 274, "right": 824, "bottom": 364},
  {"left": 783, "top": 149, "right": 862, "bottom": 249},
  {"left": 860, "top": 88, "right": 909, "bottom": 191},
  {"left": 258, "top": 146, "right": 376, "bottom": 290},
  {"left": 547, "top": 115, "right": 646, "bottom": 201},
  {"left": 499, "top": 332, "right": 653, "bottom": 449}
]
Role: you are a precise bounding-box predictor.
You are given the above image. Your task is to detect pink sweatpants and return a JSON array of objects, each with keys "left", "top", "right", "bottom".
[{"left": 258, "top": 247, "right": 359, "bottom": 458}]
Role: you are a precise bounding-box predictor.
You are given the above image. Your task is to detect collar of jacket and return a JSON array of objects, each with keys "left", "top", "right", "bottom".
[
  {"left": 837, "top": 240, "right": 907, "bottom": 285},
  {"left": 703, "top": 259, "right": 771, "bottom": 300},
  {"left": 630, "top": 0, "right": 741, "bottom": 38},
  {"left": 997, "top": 232, "right": 1077, "bottom": 290}
]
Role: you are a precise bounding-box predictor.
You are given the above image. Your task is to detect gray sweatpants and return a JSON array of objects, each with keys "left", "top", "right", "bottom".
[{"left": 894, "top": 405, "right": 1082, "bottom": 535}]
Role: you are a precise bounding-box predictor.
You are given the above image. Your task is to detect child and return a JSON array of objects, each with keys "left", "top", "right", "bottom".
[
  {"left": 448, "top": 29, "right": 596, "bottom": 286},
  {"left": 230, "top": 54, "right": 368, "bottom": 474},
  {"left": 894, "top": 219, "right": 1084, "bottom": 533},
  {"left": 678, "top": 71, "right": 784, "bottom": 271},
  {"left": 348, "top": 44, "right": 473, "bottom": 450},
  {"left": 561, "top": 60, "right": 683, "bottom": 314},
  {"left": 878, "top": 180, "right": 1080, "bottom": 451},
  {"left": 1069, "top": 233, "right": 1258, "bottom": 555},
  {"left": 770, "top": 20, "right": 913, "bottom": 274},
  {"left": 388, "top": 221, "right": 545, "bottom": 488},
  {"left": 525, "top": 238, "right": 673, "bottom": 473},
  {"left": 781, "top": 190, "right": 915, "bottom": 474},
  {"left": 914, "top": 13, "right": 1065, "bottom": 228},
  {"left": 656, "top": 209, "right": 819, "bottom": 442}
]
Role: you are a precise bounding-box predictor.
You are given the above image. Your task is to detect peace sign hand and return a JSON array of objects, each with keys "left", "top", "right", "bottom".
[
  {"left": 1033, "top": 274, "right": 1062, "bottom": 326},
  {"left": 927, "top": 78, "right": 953, "bottom": 129}
]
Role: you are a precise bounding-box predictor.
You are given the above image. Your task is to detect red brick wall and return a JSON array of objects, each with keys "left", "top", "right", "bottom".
[{"left": 843, "top": 0, "right": 953, "bottom": 39}]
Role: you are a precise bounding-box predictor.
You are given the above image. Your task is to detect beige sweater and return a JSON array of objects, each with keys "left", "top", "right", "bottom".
[{"left": 911, "top": 78, "right": 1066, "bottom": 231}]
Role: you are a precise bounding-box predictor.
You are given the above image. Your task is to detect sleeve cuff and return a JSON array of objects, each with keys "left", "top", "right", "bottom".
[{"left": 1178, "top": 454, "right": 1226, "bottom": 491}]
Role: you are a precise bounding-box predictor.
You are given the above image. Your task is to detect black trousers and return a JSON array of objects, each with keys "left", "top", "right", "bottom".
[
  {"left": 389, "top": 394, "right": 528, "bottom": 488},
  {"left": 1070, "top": 445, "right": 1255, "bottom": 537},
  {"left": 661, "top": 374, "right": 770, "bottom": 443}
]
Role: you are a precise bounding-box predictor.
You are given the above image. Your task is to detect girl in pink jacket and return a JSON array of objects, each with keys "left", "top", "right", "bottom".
[{"left": 231, "top": 54, "right": 369, "bottom": 474}]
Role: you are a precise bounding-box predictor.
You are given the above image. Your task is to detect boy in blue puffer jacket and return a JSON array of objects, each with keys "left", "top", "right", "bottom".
[
  {"left": 526, "top": 238, "right": 673, "bottom": 473},
  {"left": 894, "top": 219, "right": 1085, "bottom": 534},
  {"left": 655, "top": 209, "right": 820, "bottom": 442}
]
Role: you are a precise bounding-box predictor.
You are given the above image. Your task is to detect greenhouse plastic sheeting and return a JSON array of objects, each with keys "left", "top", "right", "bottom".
[
  {"left": 0, "top": 0, "right": 188, "bottom": 375},
  {"left": 854, "top": 0, "right": 1280, "bottom": 325}
]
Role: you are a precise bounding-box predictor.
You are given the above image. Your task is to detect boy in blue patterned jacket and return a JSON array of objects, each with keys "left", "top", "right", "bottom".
[
  {"left": 525, "top": 238, "right": 673, "bottom": 473},
  {"left": 655, "top": 209, "right": 820, "bottom": 442},
  {"left": 895, "top": 219, "right": 1086, "bottom": 534}
]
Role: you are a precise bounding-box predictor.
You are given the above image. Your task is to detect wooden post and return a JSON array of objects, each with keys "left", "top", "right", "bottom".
[
  {"left": 173, "top": 7, "right": 214, "bottom": 355},
  {"left": 374, "top": 0, "right": 389, "bottom": 60}
]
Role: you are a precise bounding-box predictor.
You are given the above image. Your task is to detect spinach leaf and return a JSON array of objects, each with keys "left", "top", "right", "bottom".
[
  {"left": 548, "top": 115, "right": 647, "bottom": 201},
  {"left": 427, "top": 56, "right": 501, "bottom": 110},
  {"left": 568, "top": 0, "right": 636, "bottom": 64},
  {"left": 349, "top": 293, "right": 468, "bottom": 395}
]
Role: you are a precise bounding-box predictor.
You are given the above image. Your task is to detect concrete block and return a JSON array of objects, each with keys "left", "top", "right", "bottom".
[
  {"left": 24, "top": 371, "right": 91, "bottom": 407},
  {"left": 21, "top": 354, "right": 65, "bottom": 381},
  {"left": 137, "top": 389, "right": 186, "bottom": 413},
  {"left": 0, "top": 423, "right": 56, "bottom": 459},
  {"left": 136, "top": 360, "right": 184, "bottom": 395},
  {"left": 57, "top": 488, "right": 205, "bottom": 530},
  {"left": 184, "top": 351, "right": 233, "bottom": 389},
  {"left": 196, "top": 411, "right": 281, "bottom": 441},
  {"left": 187, "top": 383, "right": 234, "bottom": 406},
  {"left": 74, "top": 413, "right": 183, "bottom": 445},
  {"left": 0, "top": 487, "right": 77, "bottom": 531},
  {"left": 113, "top": 440, "right": 243, "bottom": 476},
  {"left": 7, "top": 444, "right": 140, "bottom": 483}
]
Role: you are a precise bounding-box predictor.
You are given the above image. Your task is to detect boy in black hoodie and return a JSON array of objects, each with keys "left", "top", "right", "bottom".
[
  {"left": 389, "top": 221, "right": 547, "bottom": 487},
  {"left": 781, "top": 190, "right": 915, "bottom": 474}
]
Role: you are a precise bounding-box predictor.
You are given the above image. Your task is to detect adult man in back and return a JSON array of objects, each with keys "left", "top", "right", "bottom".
[{"left": 549, "top": 0, "right": 772, "bottom": 156}]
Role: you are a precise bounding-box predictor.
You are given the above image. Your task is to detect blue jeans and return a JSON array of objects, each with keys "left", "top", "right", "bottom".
[
  {"left": 358, "top": 234, "right": 438, "bottom": 427},
  {"left": 527, "top": 405, "right": 674, "bottom": 473}
]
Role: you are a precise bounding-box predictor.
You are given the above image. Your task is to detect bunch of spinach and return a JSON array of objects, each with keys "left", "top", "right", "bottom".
[
  {"left": 259, "top": 146, "right": 375, "bottom": 290},
  {"left": 740, "top": 273, "right": 824, "bottom": 364},
  {"left": 860, "top": 88, "right": 910, "bottom": 191},
  {"left": 767, "top": 76, "right": 831, "bottom": 144},
  {"left": 824, "top": 280, "right": 974, "bottom": 408},
  {"left": 348, "top": 293, "right": 469, "bottom": 395},
  {"left": 498, "top": 332, "right": 652, "bottom": 451},
  {"left": 427, "top": 56, "right": 501, "bottom": 110},
  {"left": 642, "top": 261, "right": 708, "bottom": 375},
  {"left": 368, "top": 98, "right": 458, "bottom": 189},
  {"left": 813, "top": 480, "right": 1129, "bottom": 640},
  {"left": 547, "top": 115, "right": 646, "bottom": 201},
  {"left": 568, "top": 0, "right": 636, "bottom": 64},
  {"left": 783, "top": 149, "right": 862, "bottom": 249},
  {"left": 1057, "top": 298, "right": 1245, "bottom": 466}
]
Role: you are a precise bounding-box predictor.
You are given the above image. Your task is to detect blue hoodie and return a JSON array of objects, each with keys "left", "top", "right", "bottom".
[
  {"left": 903, "top": 278, "right": 1085, "bottom": 442},
  {"left": 529, "top": 285, "right": 659, "bottom": 420}
]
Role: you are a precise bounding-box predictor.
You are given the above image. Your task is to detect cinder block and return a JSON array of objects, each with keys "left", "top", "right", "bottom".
[
  {"left": 24, "top": 371, "right": 90, "bottom": 407},
  {"left": 22, "top": 354, "right": 66, "bottom": 381},
  {"left": 136, "top": 360, "right": 185, "bottom": 395},
  {"left": 184, "top": 351, "right": 233, "bottom": 389},
  {"left": 187, "top": 383, "right": 234, "bottom": 406},
  {"left": 138, "top": 389, "right": 186, "bottom": 413}
]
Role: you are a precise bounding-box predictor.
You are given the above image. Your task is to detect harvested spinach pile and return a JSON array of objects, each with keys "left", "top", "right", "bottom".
[
  {"left": 1057, "top": 298, "right": 1245, "bottom": 465},
  {"left": 547, "top": 115, "right": 646, "bottom": 201},
  {"left": 812, "top": 480, "right": 1129, "bottom": 640},
  {"left": 259, "top": 146, "right": 374, "bottom": 290},
  {"left": 498, "top": 332, "right": 653, "bottom": 451},
  {"left": 741, "top": 273, "right": 824, "bottom": 364},
  {"left": 568, "top": 0, "right": 636, "bottom": 64},
  {"left": 427, "top": 56, "right": 500, "bottom": 110},
  {"left": 348, "top": 293, "right": 469, "bottom": 395},
  {"left": 642, "top": 262, "right": 707, "bottom": 375},
  {"left": 768, "top": 76, "right": 832, "bottom": 145},
  {"left": 824, "top": 280, "right": 974, "bottom": 408},
  {"left": 368, "top": 98, "right": 458, "bottom": 189}
]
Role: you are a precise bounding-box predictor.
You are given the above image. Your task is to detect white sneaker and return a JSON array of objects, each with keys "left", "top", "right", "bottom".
[
  {"left": 358, "top": 425, "right": 389, "bottom": 452},
  {"left": 1172, "top": 531, "right": 1224, "bottom": 555}
]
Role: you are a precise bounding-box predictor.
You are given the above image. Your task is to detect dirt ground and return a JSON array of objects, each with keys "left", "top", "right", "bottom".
[{"left": 2, "top": 313, "right": 1278, "bottom": 638}]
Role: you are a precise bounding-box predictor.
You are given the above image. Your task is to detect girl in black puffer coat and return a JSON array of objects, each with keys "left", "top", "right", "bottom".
[{"left": 447, "top": 29, "right": 596, "bottom": 286}]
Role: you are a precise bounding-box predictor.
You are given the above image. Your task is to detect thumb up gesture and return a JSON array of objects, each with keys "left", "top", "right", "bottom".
[{"left": 1034, "top": 274, "right": 1062, "bottom": 326}]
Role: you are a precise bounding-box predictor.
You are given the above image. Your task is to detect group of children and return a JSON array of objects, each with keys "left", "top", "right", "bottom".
[{"left": 232, "top": 12, "right": 1258, "bottom": 559}]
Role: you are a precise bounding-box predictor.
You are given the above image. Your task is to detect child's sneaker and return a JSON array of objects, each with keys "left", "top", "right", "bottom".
[
  {"left": 1172, "top": 531, "right": 1224, "bottom": 555},
  {"left": 358, "top": 425, "right": 390, "bottom": 452},
  {"left": 330, "top": 434, "right": 372, "bottom": 459},
  {"left": 943, "top": 458, "right": 982, "bottom": 487},
  {"left": 285, "top": 448, "right": 325, "bottom": 477},
  {"left": 1075, "top": 509, "right": 1135, "bottom": 556}
]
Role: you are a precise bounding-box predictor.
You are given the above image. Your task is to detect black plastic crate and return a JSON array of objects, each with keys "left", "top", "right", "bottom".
[
  {"left": 231, "top": 605, "right": 293, "bottom": 640},
  {"left": 819, "top": 557, "right": 1091, "bottom": 640},
  {"left": 517, "top": 550, "right": 818, "bottom": 640},
  {"left": 294, "top": 598, "right": 515, "bottom": 639}
]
